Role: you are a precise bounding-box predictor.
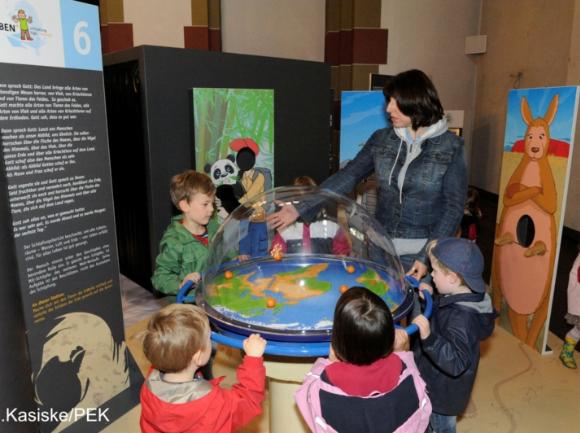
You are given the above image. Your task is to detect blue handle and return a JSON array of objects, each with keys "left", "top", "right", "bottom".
[
  {"left": 211, "top": 331, "right": 330, "bottom": 357},
  {"left": 176, "top": 280, "right": 196, "bottom": 303},
  {"left": 403, "top": 275, "right": 433, "bottom": 335},
  {"left": 179, "top": 274, "right": 432, "bottom": 355}
]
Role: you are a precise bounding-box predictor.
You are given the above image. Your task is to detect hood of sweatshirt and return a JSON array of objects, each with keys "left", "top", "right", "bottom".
[
  {"left": 140, "top": 369, "right": 220, "bottom": 432},
  {"left": 390, "top": 118, "right": 449, "bottom": 202},
  {"left": 442, "top": 292, "right": 496, "bottom": 341}
]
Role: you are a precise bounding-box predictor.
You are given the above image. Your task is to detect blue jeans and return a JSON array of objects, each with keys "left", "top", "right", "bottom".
[{"left": 428, "top": 413, "right": 456, "bottom": 433}]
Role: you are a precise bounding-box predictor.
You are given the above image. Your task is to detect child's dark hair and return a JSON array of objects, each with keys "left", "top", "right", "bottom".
[
  {"left": 465, "top": 187, "right": 481, "bottom": 216},
  {"left": 332, "top": 286, "right": 395, "bottom": 365},
  {"left": 293, "top": 175, "right": 317, "bottom": 187}
]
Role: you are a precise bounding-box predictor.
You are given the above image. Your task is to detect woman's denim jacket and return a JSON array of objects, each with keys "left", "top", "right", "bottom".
[{"left": 321, "top": 127, "right": 467, "bottom": 265}]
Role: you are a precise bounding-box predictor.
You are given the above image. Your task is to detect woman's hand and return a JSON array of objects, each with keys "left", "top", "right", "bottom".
[
  {"left": 406, "top": 260, "right": 428, "bottom": 280},
  {"left": 266, "top": 202, "right": 299, "bottom": 230}
]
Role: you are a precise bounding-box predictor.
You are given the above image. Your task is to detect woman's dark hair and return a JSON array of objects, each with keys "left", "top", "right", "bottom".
[
  {"left": 383, "top": 69, "right": 444, "bottom": 130},
  {"left": 332, "top": 286, "right": 395, "bottom": 365}
]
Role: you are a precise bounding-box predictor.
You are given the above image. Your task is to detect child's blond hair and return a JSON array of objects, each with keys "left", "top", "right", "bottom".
[
  {"left": 142, "top": 304, "right": 210, "bottom": 373},
  {"left": 170, "top": 170, "right": 215, "bottom": 208}
]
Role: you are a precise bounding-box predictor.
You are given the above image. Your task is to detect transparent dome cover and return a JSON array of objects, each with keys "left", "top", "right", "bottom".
[{"left": 197, "top": 186, "right": 414, "bottom": 341}]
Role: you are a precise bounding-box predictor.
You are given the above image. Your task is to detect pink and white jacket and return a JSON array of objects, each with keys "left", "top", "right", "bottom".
[{"left": 294, "top": 351, "right": 431, "bottom": 433}]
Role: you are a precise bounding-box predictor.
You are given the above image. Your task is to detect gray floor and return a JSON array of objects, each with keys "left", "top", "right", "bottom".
[{"left": 120, "top": 274, "right": 168, "bottom": 328}]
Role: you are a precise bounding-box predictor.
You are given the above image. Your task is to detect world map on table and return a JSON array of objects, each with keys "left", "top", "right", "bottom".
[{"left": 202, "top": 256, "right": 408, "bottom": 332}]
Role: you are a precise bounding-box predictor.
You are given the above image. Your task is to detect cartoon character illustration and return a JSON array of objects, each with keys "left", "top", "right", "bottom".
[
  {"left": 230, "top": 137, "right": 273, "bottom": 205},
  {"left": 205, "top": 154, "right": 239, "bottom": 187},
  {"left": 229, "top": 138, "right": 273, "bottom": 257},
  {"left": 204, "top": 154, "right": 241, "bottom": 220},
  {"left": 12, "top": 9, "right": 33, "bottom": 41},
  {"left": 493, "top": 94, "right": 559, "bottom": 348}
]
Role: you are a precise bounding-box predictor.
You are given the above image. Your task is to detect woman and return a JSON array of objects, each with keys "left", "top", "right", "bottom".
[{"left": 268, "top": 69, "right": 467, "bottom": 278}]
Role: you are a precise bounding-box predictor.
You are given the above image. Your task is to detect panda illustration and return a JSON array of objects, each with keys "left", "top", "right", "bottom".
[
  {"left": 205, "top": 154, "right": 239, "bottom": 186},
  {"left": 204, "top": 155, "right": 241, "bottom": 218}
]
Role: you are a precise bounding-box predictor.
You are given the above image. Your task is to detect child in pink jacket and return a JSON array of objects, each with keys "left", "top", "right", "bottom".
[{"left": 295, "top": 286, "right": 431, "bottom": 433}]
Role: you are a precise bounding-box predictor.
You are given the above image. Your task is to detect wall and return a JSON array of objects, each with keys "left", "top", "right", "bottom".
[
  {"left": 471, "top": 0, "right": 577, "bottom": 228},
  {"left": 380, "top": 0, "right": 482, "bottom": 170},
  {"left": 221, "top": 0, "right": 325, "bottom": 61},
  {"left": 565, "top": 0, "right": 580, "bottom": 230},
  {"left": 124, "top": 0, "right": 191, "bottom": 48}
]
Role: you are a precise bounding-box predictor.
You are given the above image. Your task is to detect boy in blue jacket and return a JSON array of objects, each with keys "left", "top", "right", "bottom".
[{"left": 411, "top": 237, "right": 495, "bottom": 433}]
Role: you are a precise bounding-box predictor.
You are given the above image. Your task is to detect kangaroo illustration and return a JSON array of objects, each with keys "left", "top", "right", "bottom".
[{"left": 492, "top": 94, "right": 558, "bottom": 348}]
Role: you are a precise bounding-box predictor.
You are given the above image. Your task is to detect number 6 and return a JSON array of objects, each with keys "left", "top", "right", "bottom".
[{"left": 74, "top": 21, "right": 91, "bottom": 55}]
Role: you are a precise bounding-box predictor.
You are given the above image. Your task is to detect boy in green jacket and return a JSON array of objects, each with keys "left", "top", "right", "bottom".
[{"left": 152, "top": 170, "right": 218, "bottom": 295}]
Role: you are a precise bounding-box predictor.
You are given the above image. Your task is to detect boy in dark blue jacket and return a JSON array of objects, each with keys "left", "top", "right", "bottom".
[{"left": 411, "top": 237, "right": 495, "bottom": 433}]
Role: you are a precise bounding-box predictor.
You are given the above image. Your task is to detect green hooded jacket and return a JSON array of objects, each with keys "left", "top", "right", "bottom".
[{"left": 151, "top": 215, "right": 219, "bottom": 295}]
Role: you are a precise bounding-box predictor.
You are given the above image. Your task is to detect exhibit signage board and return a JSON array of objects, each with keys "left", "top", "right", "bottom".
[{"left": 0, "top": 1, "right": 135, "bottom": 432}]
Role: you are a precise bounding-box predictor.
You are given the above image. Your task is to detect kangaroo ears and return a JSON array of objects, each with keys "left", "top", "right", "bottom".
[
  {"left": 544, "top": 94, "right": 559, "bottom": 125},
  {"left": 521, "top": 97, "right": 533, "bottom": 126},
  {"left": 521, "top": 94, "right": 559, "bottom": 126}
]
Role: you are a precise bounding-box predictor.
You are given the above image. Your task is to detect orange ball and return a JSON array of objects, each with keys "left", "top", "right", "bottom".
[
  {"left": 339, "top": 285, "right": 349, "bottom": 293},
  {"left": 346, "top": 265, "right": 356, "bottom": 274},
  {"left": 224, "top": 270, "right": 234, "bottom": 279},
  {"left": 266, "top": 297, "right": 277, "bottom": 308}
]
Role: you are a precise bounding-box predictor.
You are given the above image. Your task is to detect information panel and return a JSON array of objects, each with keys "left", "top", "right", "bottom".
[{"left": 0, "top": 1, "right": 135, "bottom": 432}]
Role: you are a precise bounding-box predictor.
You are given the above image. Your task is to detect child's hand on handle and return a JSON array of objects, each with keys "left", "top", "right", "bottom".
[
  {"left": 412, "top": 315, "right": 431, "bottom": 340},
  {"left": 406, "top": 260, "right": 428, "bottom": 280},
  {"left": 418, "top": 282, "right": 433, "bottom": 299},
  {"left": 181, "top": 272, "right": 201, "bottom": 287},
  {"left": 328, "top": 346, "right": 338, "bottom": 362},
  {"left": 394, "top": 329, "right": 410, "bottom": 351},
  {"left": 243, "top": 333, "right": 267, "bottom": 357}
]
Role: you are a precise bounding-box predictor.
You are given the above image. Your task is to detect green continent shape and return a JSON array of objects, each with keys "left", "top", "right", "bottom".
[
  {"left": 356, "top": 269, "right": 398, "bottom": 309},
  {"left": 276, "top": 265, "right": 332, "bottom": 293},
  {"left": 205, "top": 273, "right": 266, "bottom": 316},
  {"left": 205, "top": 263, "right": 333, "bottom": 317}
]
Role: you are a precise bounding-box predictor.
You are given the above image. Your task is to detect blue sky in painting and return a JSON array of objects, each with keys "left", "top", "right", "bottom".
[{"left": 340, "top": 91, "right": 390, "bottom": 164}]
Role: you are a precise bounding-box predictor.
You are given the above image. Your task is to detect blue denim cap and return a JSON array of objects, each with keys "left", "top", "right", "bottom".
[{"left": 432, "top": 237, "right": 485, "bottom": 293}]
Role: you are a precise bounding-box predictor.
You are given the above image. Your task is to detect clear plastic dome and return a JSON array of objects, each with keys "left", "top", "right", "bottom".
[{"left": 197, "top": 186, "right": 414, "bottom": 341}]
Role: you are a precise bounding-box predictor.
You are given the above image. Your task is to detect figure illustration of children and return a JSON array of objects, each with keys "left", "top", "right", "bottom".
[
  {"left": 230, "top": 138, "right": 272, "bottom": 257},
  {"left": 140, "top": 304, "right": 267, "bottom": 433},
  {"left": 559, "top": 243, "right": 580, "bottom": 369},
  {"left": 295, "top": 286, "right": 431, "bottom": 433},
  {"left": 12, "top": 9, "right": 33, "bottom": 41}
]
